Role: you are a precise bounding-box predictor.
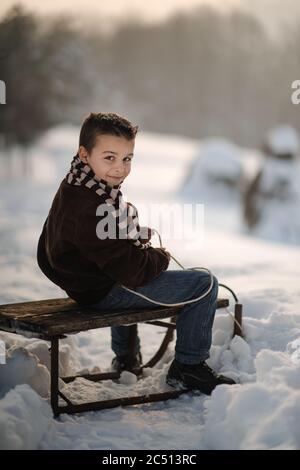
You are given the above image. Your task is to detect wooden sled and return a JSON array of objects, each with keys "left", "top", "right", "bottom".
[{"left": 0, "top": 297, "right": 242, "bottom": 416}]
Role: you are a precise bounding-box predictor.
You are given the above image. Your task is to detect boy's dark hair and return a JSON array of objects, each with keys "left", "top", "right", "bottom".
[{"left": 79, "top": 112, "right": 139, "bottom": 152}]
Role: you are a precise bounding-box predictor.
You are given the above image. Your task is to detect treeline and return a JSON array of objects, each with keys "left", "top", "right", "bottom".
[{"left": 0, "top": 4, "right": 300, "bottom": 149}]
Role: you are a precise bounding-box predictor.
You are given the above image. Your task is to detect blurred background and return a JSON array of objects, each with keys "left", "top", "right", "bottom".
[
  {"left": 1, "top": 0, "right": 300, "bottom": 146},
  {"left": 0, "top": 0, "right": 300, "bottom": 303}
]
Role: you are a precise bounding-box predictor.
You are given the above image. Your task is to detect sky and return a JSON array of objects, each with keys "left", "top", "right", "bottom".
[{"left": 1, "top": 0, "right": 300, "bottom": 36}]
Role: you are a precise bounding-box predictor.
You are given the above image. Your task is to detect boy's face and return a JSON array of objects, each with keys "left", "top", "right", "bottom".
[{"left": 79, "top": 134, "right": 135, "bottom": 187}]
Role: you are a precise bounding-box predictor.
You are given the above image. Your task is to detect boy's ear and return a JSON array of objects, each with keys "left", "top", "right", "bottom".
[{"left": 78, "top": 146, "right": 89, "bottom": 163}]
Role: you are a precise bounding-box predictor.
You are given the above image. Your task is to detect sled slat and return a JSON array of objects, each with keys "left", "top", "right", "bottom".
[{"left": 0, "top": 297, "right": 229, "bottom": 338}]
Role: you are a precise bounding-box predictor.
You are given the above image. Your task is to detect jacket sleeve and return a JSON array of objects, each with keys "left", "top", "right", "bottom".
[{"left": 74, "top": 203, "right": 170, "bottom": 288}]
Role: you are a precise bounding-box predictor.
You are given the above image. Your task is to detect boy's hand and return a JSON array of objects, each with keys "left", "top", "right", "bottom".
[{"left": 140, "top": 226, "right": 153, "bottom": 244}]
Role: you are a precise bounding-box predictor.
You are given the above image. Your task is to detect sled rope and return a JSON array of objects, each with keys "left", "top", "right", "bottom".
[{"left": 121, "top": 228, "right": 244, "bottom": 335}]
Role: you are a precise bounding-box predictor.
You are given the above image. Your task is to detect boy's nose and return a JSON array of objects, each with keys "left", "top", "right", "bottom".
[{"left": 113, "top": 163, "right": 126, "bottom": 174}]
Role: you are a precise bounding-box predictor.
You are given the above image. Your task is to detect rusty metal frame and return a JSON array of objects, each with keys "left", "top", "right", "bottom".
[
  {"left": 50, "top": 317, "right": 185, "bottom": 417},
  {"left": 49, "top": 300, "right": 243, "bottom": 417}
]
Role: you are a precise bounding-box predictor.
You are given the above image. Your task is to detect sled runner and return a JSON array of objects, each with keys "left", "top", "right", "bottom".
[{"left": 0, "top": 297, "right": 242, "bottom": 416}]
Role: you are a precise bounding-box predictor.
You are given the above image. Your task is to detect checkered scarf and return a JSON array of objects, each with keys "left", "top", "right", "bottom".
[{"left": 66, "top": 154, "right": 152, "bottom": 249}]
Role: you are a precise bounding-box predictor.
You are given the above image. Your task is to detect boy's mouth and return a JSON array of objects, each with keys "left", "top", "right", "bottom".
[{"left": 108, "top": 176, "right": 124, "bottom": 181}]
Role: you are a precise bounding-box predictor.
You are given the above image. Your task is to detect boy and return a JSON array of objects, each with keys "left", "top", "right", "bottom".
[{"left": 37, "top": 112, "right": 235, "bottom": 394}]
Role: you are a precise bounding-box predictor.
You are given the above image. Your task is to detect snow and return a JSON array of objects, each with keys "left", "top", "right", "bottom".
[
  {"left": 243, "top": 155, "right": 300, "bottom": 245},
  {"left": 266, "top": 125, "right": 300, "bottom": 155},
  {"left": 177, "top": 138, "right": 249, "bottom": 233},
  {"left": 259, "top": 157, "right": 300, "bottom": 196},
  {"left": 0, "top": 334, "right": 82, "bottom": 399},
  {"left": 179, "top": 138, "right": 244, "bottom": 201},
  {"left": 185, "top": 138, "right": 243, "bottom": 184},
  {"left": 203, "top": 364, "right": 300, "bottom": 450},
  {"left": 0, "top": 384, "right": 52, "bottom": 450},
  {"left": 0, "top": 125, "right": 300, "bottom": 450}
]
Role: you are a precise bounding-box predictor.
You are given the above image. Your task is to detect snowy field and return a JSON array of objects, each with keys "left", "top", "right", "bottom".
[{"left": 0, "top": 126, "right": 300, "bottom": 450}]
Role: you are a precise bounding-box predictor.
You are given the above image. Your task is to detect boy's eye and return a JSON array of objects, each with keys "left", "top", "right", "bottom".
[{"left": 105, "top": 156, "right": 132, "bottom": 162}]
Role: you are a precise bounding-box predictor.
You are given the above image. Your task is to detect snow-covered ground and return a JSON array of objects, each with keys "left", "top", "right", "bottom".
[{"left": 0, "top": 126, "right": 300, "bottom": 450}]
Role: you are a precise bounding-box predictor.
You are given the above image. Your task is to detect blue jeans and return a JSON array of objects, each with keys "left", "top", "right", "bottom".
[{"left": 89, "top": 270, "right": 219, "bottom": 365}]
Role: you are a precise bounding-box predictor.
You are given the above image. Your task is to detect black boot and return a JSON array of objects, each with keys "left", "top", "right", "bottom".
[
  {"left": 111, "top": 351, "right": 143, "bottom": 373},
  {"left": 166, "top": 359, "right": 236, "bottom": 395}
]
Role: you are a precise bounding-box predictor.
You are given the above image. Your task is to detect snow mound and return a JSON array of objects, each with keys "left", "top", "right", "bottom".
[
  {"left": 180, "top": 138, "right": 243, "bottom": 201},
  {"left": 266, "top": 125, "right": 300, "bottom": 156},
  {"left": 259, "top": 157, "right": 300, "bottom": 198},
  {"left": 0, "top": 347, "right": 50, "bottom": 398},
  {"left": 0, "top": 384, "right": 52, "bottom": 450},
  {"left": 250, "top": 158, "right": 300, "bottom": 244},
  {"left": 203, "top": 347, "right": 300, "bottom": 449},
  {"left": 0, "top": 334, "right": 82, "bottom": 399}
]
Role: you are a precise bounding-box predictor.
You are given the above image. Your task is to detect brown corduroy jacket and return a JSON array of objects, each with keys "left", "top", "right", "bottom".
[{"left": 37, "top": 178, "right": 170, "bottom": 306}]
